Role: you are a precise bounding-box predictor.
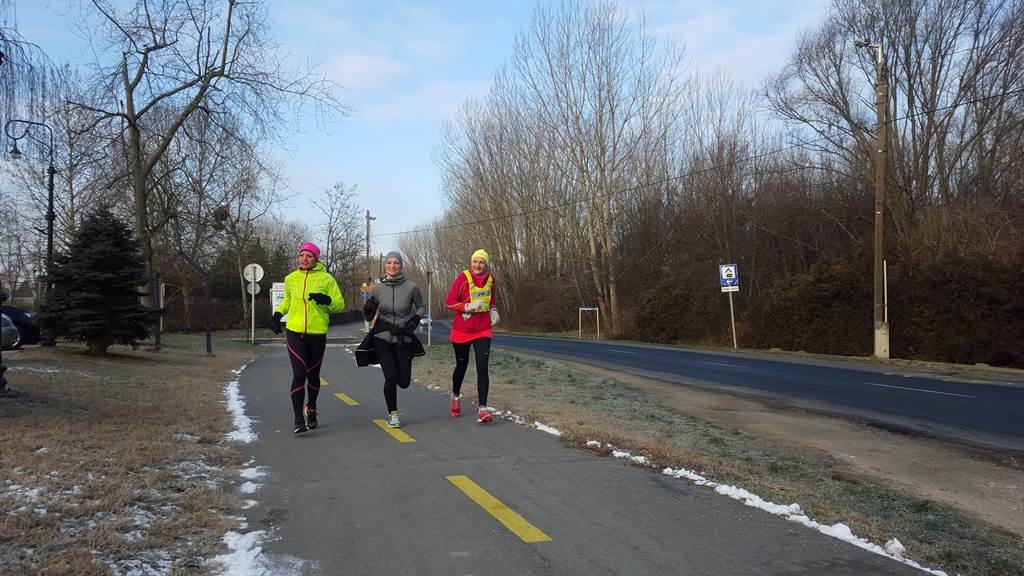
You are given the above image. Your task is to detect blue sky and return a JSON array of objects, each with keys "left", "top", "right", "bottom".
[{"left": 15, "top": 0, "right": 830, "bottom": 252}]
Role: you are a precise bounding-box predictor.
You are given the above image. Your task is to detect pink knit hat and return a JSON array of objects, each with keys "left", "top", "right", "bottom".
[{"left": 298, "top": 242, "right": 320, "bottom": 261}]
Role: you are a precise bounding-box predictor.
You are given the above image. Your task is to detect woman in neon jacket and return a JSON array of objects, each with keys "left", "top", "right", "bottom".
[
  {"left": 444, "top": 248, "right": 499, "bottom": 423},
  {"left": 270, "top": 242, "right": 345, "bottom": 433}
]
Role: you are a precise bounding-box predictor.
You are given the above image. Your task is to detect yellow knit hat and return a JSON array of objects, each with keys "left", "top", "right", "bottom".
[{"left": 471, "top": 249, "right": 489, "bottom": 266}]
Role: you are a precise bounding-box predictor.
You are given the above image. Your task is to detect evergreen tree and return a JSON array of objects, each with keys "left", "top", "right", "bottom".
[{"left": 41, "top": 208, "right": 157, "bottom": 354}]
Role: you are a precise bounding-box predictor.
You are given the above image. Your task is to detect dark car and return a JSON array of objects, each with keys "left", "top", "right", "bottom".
[
  {"left": 0, "top": 305, "right": 41, "bottom": 346},
  {"left": 2, "top": 313, "right": 19, "bottom": 350}
]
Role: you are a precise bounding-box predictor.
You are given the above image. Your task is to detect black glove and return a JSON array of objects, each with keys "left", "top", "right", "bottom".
[
  {"left": 363, "top": 300, "right": 379, "bottom": 321},
  {"left": 308, "top": 292, "right": 331, "bottom": 306},
  {"left": 270, "top": 312, "right": 283, "bottom": 334},
  {"left": 404, "top": 314, "right": 421, "bottom": 331}
]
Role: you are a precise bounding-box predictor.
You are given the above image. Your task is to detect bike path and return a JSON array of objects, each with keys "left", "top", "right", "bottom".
[{"left": 234, "top": 327, "right": 922, "bottom": 575}]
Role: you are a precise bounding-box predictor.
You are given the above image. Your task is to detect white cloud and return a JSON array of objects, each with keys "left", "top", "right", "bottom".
[
  {"left": 643, "top": 0, "right": 831, "bottom": 87},
  {"left": 361, "top": 80, "right": 492, "bottom": 124},
  {"left": 329, "top": 51, "right": 408, "bottom": 89}
]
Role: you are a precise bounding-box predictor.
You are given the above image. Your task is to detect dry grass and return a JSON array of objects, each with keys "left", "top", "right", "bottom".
[
  {"left": 414, "top": 343, "right": 1024, "bottom": 576},
  {"left": 0, "top": 334, "right": 259, "bottom": 575}
]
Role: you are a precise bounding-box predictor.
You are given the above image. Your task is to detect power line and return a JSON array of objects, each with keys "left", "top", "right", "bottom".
[{"left": 372, "top": 85, "right": 1024, "bottom": 239}]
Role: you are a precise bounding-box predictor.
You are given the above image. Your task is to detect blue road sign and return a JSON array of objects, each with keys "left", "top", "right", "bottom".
[{"left": 719, "top": 264, "right": 738, "bottom": 287}]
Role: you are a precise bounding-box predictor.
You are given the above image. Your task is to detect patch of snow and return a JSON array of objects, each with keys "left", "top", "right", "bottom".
[
  {"left": 35, "top": 447, "right": 48, "bottom": 453},
  {"left": 130, "top": 507, "right": 157, "bottom": 528},
  {"left": 239, "top": 467, "right": 265, "bottom": 480},
  {"left": 6, "top": 484, "right": 42, "bottom": 502},
  {"left": 886, "top": 538, "right": 906, "bottom": 557},
  {"left": 611, "top": 450, "right": 651, "bottom": 466},
  {"left": 239, "top": 482, "right": 259, "bottom": 494},
  {"left": 10, "top": 366, "right": 60, "bottom": 374},
  {"left": 533, "top": 422, "right": 561, "bottom": 436},
  {"left": 661, "top": 465, "right": 947, "bottom": 575},
  {"left": 210, "top": 530, "right": 309, "bottom": 576},
  {"left": 494, "top": 410, "right": 524, "bottom": 424},
  {"left": 242, "top": 499, "right": 258, "bottom": 510},
  {"left": 225, "top": 364, "right": 256, "bottom": 443}
]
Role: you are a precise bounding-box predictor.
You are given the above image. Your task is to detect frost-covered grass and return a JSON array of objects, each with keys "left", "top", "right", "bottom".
[
  {"left": 414, "top": 344, "right": 1024, "bottom": 576},
  {"left": 0, "top": 334, "right": 260, "bottom": 575}
]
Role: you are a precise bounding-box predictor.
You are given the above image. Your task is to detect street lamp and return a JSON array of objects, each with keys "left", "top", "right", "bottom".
[
  {"left": 855, "top": 37, "right": 890, "bottom": 359},
  {"left": 5, "top": 119, "right": 57, "bottom": 347}
]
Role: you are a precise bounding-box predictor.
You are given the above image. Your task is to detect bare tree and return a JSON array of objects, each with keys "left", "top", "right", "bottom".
[
  {"left": 764, "top": 0, "right": 1024, "bottom": 239},
  {"left": 69, "top": 0, "right": 348, "bottom": 276},
  {"left": 313, "top": 181, "right": 363, "bottom": 305}
]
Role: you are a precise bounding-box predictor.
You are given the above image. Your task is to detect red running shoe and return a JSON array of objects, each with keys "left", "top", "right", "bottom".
[
  {"left": 476, "top": 407, "right": 493, "bottom": 424},
  {"left": 450, "top": 394, "right": 461, "bottom": 417}
]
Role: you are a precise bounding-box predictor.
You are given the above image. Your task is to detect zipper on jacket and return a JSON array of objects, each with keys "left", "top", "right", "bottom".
[{"left": 302, "top": 270, "right": 309, "bottom": 334}]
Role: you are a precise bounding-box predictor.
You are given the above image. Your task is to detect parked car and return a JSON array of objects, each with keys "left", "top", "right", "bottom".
[
  {"left": 2, "top": 313, "right": 20, "bottom": 350},
  {"left": 0, "top": 305, "right": 41, "bottom": 346}
]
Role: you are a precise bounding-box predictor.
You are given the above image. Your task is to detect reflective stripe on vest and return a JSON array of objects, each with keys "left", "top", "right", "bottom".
[{"left": 463, "top": 270, "right": 492, "bottom": 311}]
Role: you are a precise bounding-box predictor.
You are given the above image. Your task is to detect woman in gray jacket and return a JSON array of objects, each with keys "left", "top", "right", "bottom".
[{"left": 363, "top": 251, "right": 427, "bottom": 428}]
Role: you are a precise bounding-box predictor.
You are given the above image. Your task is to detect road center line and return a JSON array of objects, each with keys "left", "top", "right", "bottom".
[
  {"left": 333, "top": 392, "right": 359, "bottom": 406},
  {"left": 865, "top": 382, "right": 976, "bottom": 398},
  {"left": 701, "top": 361, "right": 746, "bottom": 368},
  {"left": 372, "top": 419, "right": 417, "bottom": 442},
  {"left": 447, "top": 475, "right": 552, "bottom": 543},
  {"left": 319, "top": 377, "right": 330, "bottom": 386},
  {"left": 610, "top": 349, "right": 638, "bottom": 354}
]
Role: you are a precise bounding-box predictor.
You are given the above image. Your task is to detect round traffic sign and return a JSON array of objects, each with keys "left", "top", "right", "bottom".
[
  {"left": 243, "top": 263, "right": 265, "bottom": 283},
  {"left": 247, "top": 283, "right": 261, "bottom": 295}
]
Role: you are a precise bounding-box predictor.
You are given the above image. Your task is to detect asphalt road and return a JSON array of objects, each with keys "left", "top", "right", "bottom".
[
  {"left": 234, "top": 324, "right": 923, "bottom": 575},
  {"left": 482, "top": 329, "right": 1024, "bottom": 452}
]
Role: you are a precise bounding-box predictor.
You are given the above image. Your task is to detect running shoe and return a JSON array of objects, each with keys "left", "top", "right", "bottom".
[
  {"left": 305, "top": 406, "right": 318, "bottom": 429},
  {"left": 476, "top": 407, "right": 493, "bottom": 424},
  {"left": 387, "top": 411, "right": 402, "bottom": 428},
  {"left": 449, "top": 394, "right": 461, "bottom": 417},
  {"left": 293, "top": 418, "right": 308, "bottom": 434}
]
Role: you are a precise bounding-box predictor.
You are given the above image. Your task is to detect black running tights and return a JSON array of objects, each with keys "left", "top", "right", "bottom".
[
  {"left": 373, "top": 338, "right": 413, "bottom": 413},
  {"left": 452, "top": 337, "right": 491, "bottom": 406},
  {"left": 286, "top": 330, "right": 327, "bottom": 421}
]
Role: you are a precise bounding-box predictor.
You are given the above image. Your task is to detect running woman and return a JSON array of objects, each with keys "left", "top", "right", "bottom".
[
  {"left": 270, "top": 242, "right": 344, "bottom": 434},
  {"left": 363, "top": 251, "right": 426, "bottom": 428},
  {"left": 445, "top": 249, "right": 500, "bottom": 423}
]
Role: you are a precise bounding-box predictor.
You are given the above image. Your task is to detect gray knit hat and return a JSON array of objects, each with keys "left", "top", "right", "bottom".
[{"left": 384, "top": 251, "right": 404, "bottom": 265}]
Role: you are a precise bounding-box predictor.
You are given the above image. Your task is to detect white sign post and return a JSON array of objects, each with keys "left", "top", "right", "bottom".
[
  {"left": 719, "top": 264, "right": 739, "bottom": 350},
  {"left": 244, "top": 263, "right": 264, "bottom": 344}
]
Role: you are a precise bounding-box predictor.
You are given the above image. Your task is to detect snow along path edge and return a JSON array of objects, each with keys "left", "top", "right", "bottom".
[
  {"left": 501, "top": 404, "right": 949, "bottom": 576},
  {"left": 212, "top": 362, "right": 308, "bottom": 576}
]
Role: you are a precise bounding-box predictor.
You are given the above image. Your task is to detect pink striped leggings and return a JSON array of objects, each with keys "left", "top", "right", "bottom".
[{"left": 286, "top": 330, "right": 327, "bottom": 421}]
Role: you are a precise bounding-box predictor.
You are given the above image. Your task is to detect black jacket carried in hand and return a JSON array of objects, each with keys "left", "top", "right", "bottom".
[{"left": 355, "top": 319, "right": 425, "bottom": 367}]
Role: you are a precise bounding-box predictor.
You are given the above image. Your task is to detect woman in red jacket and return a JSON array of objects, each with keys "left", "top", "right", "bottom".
[{"left": 445, "top": 249, "right": 500, "bottom": 423}]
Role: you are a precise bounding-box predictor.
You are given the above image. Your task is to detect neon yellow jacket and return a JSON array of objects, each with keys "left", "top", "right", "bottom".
[{"left": 275, "top": 262, "right": 345, "bottom": 335}]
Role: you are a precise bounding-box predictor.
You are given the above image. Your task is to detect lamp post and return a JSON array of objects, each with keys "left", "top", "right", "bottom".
[
  {"left": 364, "top": 210, "right": 375, "bottom": 333},
  {"left": 5, "top": 119, "right": 57, "bottom": 347},
  {"left": 855, "top": 37, "right": 889, "bottom": 359}
]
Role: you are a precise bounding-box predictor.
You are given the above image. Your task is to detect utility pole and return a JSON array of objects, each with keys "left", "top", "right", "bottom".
[{"left": 856, "top": 37, "right": 889, "bottom": 359}]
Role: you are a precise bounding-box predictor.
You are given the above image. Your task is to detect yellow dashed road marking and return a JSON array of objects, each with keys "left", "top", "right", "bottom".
[
  {"left": 333, "top": 392, "right": 359, "bottom": 406},
  {"left": 372, "top": 419, "right": 416, "bottom": 443},
  {"left": 447, "top": 475, "right": 552, "bottom": 543}
]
